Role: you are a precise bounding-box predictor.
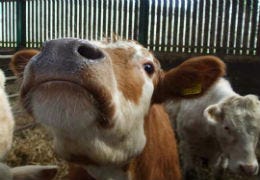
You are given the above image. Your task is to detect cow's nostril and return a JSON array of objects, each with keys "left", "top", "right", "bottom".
[{"left": 77, "top": 44, "right": 104, "bottom": 60}]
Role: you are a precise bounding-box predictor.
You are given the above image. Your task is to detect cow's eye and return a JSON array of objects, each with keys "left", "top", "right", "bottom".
[
  {"left": 224, "top": 126, "right": 230, "bottom": 131},
  {"left": 143, "top": 63, "right": 154, "bottom": 75}
]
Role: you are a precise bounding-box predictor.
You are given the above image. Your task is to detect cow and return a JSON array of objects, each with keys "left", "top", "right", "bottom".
[
  {"left": 165, "top": 78, "right": 260, "bottom": 179},
  {"left": 10, "top": 38, "right": 225, "bottom": 179},
  {"left": 0, "top": 69, "right": 58, "bottom": 180},
  {"left": 0, "top": 69, "right": 14, "bottom": 159}
]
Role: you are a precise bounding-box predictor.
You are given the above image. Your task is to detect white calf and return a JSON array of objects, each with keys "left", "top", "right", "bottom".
[
  {"left": 166, "top": 78, "right": 260, "bottom": 178},
  {"left": 0, "top": 69, "right": 57, "bottom": 180},
  {"left": 0, "top": 69, "right": 14, "bottom": 159}
]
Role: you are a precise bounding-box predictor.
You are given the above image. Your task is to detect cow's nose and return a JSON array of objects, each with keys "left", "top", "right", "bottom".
[
  {"left": 239, "top": 164, "right": 258, "bottom": 175},
  {"left": 77, "top": 42, "right": 104, "bottom": 61}
]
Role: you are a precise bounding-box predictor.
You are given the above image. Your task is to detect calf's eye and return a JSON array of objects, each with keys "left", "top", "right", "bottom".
[
  {"left": 143, "top": 63, "right": 155, "bottom": 75},
  {"left": 224, "top": 126, "right": 230, "bottom": 131}
]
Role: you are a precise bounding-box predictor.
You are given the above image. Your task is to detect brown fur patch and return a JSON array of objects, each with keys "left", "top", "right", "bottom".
[
  {"left": 67, "top": 163, "right": 95, "bottom": 180},
  {"left": 107, "top": 48, "right": 144, "bottom": 104},
  {"left": 153, "top": 56, "right": 226, "bottom": 103},
  {"left": 10, "top": 49, "right": 39, "bottom": 77},
  {"left": 130, "top": 104, "right": 182, "bottom": 180}
]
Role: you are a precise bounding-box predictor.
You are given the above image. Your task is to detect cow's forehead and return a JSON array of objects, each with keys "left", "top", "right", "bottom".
[
  {"left": 92, "top": 40, "right": 154, "bottom": 62},
  {"left": 223, "top": 106, "right": 260, "bottom": 130}
]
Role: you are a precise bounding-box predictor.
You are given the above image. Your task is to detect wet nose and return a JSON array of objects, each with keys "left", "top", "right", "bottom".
[
  {"left": 239, "top": 164, "right": 258, "bottom": 175},
  {"left": 32, "top": 38, "right": 105, "bottom": 74}
]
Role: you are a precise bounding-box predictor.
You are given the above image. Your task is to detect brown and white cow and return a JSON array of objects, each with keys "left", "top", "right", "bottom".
[
  {"left": 10, "top": 39, "right": 225, "bottom": 179},
  {"left": 166, "top": 78, "right": 260, "bottom": 179},
  {"left": 0, "top": 69, "right": 57, "bottom": 180}
]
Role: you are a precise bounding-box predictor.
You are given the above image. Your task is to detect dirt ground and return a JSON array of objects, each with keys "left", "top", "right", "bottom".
[{"left": 3, "top": 81, "right": 260, "bottom": 180}]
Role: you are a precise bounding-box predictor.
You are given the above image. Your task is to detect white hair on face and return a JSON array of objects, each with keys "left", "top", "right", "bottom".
[{"left": 92, "top": 40, "right": 154, "bottom": 62}]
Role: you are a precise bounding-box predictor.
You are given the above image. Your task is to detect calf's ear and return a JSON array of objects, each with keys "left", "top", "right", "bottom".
[
  {"left": 11, "top": 165, "right": 58, "bottom": 180},
  {"left": 204, "top": 104, "right": 222, "bottom": 124},
  {"left": 153, "top": 56, "right": 226, "bottom": 103},
  {"left": 10, "top": 49, "right": 39, "bottom": 77}
]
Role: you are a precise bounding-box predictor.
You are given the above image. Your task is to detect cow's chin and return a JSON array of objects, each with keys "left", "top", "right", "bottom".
[
  {"left": 30, "top": 81, "right": 101, "bottom": 132},
  {"left": 27, "top": 81, "right": 146, "bottom": 166}
]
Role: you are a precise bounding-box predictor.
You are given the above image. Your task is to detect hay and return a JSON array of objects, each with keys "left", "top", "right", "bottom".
[{"left": 4, "top": 99, "right": 68, "bottom": 179}]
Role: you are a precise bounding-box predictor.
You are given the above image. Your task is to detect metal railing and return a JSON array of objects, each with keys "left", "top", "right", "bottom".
[{"left": 0, "top": 0, "right": 260, "bottom": 56}]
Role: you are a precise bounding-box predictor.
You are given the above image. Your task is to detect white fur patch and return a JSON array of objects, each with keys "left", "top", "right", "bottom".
[{"left": 0, "top": 69, "right": 14, "bottom": 159}]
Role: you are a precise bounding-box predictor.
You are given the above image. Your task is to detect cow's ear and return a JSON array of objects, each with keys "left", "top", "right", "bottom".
[
  {"left": 204, "top": 104, "right": 222, "bottom": 124},
  {"left": 11, "top": 165, "right": 58, "bottom": 180},
  {"left": 10, "top": 49, "right": 39, "bottom": 77},
  {"left": 152, "top": 56, "right": 225, "bottom": 103}
]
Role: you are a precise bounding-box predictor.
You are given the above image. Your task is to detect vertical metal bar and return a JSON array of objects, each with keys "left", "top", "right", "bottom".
[
  {"left": 100, "top": 0, "right": 104, "bottom": 40},
  {"left": 138, "top": 0, "right": 149, "bottom": 47},
  {"left": 32, "top": 0, "right": 36, "bottom": 47},
  {"left": 240, "top": 1, "right": 246, "bottom": 55},
  {"left": 200, "top": 0, "right": 206, "bottom": 53},
  {"left": 74, "top": 0, "right": 77, "bottom": 38},
  {"left": 115, "top": 0, "right": 118, "bottom": 37},
  {"left": 154, "top": 0, "right": 158, "bottom": 51},
  {"left": 47, "top": 0, "right": 50, "bottom": 40},
  {"left": 95, "top": 0, "right": 99, "bottom": 40},
  {"left": 56, "top": 0, "right": 60, "bottom": 39},
  {"left": 206, "top": 0, "right": 212, "bottom": 54},
  {"left": 79, "top": 0, "right": 82, "bottom": 38},
  {"left": 12, "top": 1, "right": 16, "bottom": 47},
  {"left": 28, "top": 0, "right": 31, "bottom": 47},
  {"left": 120, "top": 0, "right": 124, "bottom": 38},
  {"left": 164, "top": 0, "right": 170, "bottom": 51},
  {"left": 170, "top": 0, "right": 175, "bottom": 52},
  {"left": 35, "top": 0, "right": 38, "bottom": 47},
  {"left": 255, "top": 0, "right": 260, "bottom": 56},
  {"left": 0, "top": 1, "right": 2, "bottom": 47},
  {"left": 60, "top": 0, "right": 64, "bottom": 38},
  {"left": 247, "top": 0, "right": 253, "bottom": 55},
  {"left": 182, "top": 0, "right": 187, "bottom": 53},
  {"left": 226, "top": 0, "right": 232, "bottom": 54},
  {"left": 158, "top": 0, "right": 163, "bottom": 51},
  {"left": 188, "top": 0, "right": 194, "bottom": 53},
  {"left": 85, "top": 0, "right": 89, "bottom": 39},
  {"left": 104, "top": 0, "right": 108, "bottom": 39},
  {"left": 176, "top": 0, "right": 181, "bottom": 52},
  {"left": 71, "top": 0, "right": 74, "bottom": 37},
  {"left": 8, "top": 0, "right": 11, "bottom": 47},
  {"left": 39, "top": 0, "right": 43, "bottom": 44},
  {"left": 44, "top": 0, "right": 47, "bottom": 41},
  {"left": 16, "top": 0, "right": 26, "bottom": 49},
  {"left": 214, "top": 0, "right": 220, "bottom": 54},
  {"left": 150, "top": 0, "right": 155, "bottom": 50},
  {"left": 4, "top": 0, "right": 7, "bottom": 47},
  {"left": 125, "top": 0, "right": 129, "bottom": 39},
  {"left": 194, "top": 0, "right": 200, "bottom": 53},
  {"left": 131, "top": 0, "right": 135, "bottom": 40},
  {"left": 233, "top": 0, "right": 239, "bottom": 54},
  {"left": 65, "top": 0, "right": 68, "bottom": 37},
  {"left": 90, "top": 0, "right": 94, "bottom": 40},
  {"left": 68, "top": 0, "right": 71, "bottom": 37}
]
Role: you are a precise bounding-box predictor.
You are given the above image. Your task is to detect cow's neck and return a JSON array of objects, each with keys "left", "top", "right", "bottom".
[{"left": 85, "top": 165, "right": 130, "bottom": 180}]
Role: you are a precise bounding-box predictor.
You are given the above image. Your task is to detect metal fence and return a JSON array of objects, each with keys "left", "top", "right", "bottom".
[{"left": 1, "top": 0, "right": 260, "bottom": 56}]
